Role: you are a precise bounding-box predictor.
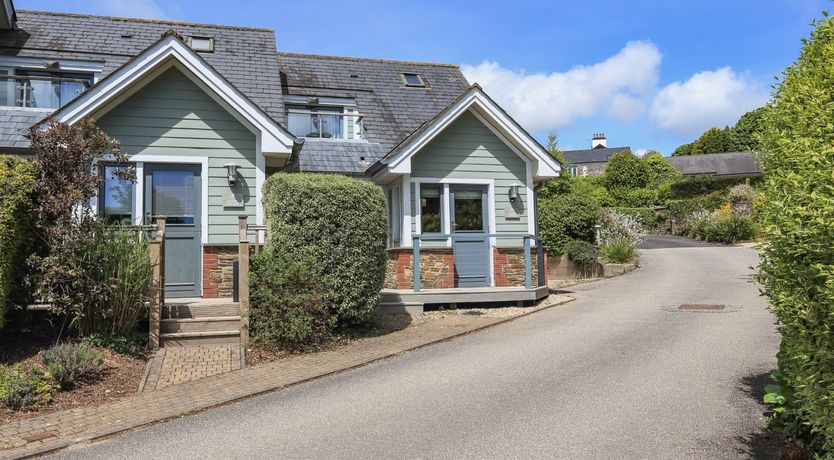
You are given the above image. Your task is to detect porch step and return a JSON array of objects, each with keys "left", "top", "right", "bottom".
[
  {"left": 160, "top": 330, "right": 241, "bottom": 347},
  {"left": 162, "top": 303, "right": 241, "bottom": 319},
  {"left": 160, "top": 316, "right": 242, "bottom": 334},
  {"left": 378, "top": 301, "right": 424, "bottom": 315}
]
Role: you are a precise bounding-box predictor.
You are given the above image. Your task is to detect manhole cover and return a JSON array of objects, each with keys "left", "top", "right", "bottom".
[{"left": 679, "top": 303, "right": 725, "bottom": 310}]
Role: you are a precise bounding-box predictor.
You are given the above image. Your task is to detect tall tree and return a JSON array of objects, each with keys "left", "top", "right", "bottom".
[
  {"left": 690, "top": 127, "right": 736, "bottom": 154},
  {"left": 730, "top": 106, "right": 768, "bottom": 151}
]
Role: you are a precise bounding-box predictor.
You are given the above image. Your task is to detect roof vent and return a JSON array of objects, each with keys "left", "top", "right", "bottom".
[{"left": 187, "top": 36, "right": 214, "bottom": 53}]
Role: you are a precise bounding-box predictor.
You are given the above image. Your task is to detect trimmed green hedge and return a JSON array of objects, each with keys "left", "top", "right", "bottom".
[
  {"left": 667, "top": 175, "right": 762, "bottom": 199},
  {"left": 260, "top": 173, "right": 388, "bottom": 327},
  {"left": 758, "top": 14, "right": 834, "bottom": 454},
  {"left": 607, "top": 207, "right": 664, "bottom": 229},
  {"left": 665, "top": 193, "right": 726, "bottom": 219},
  {"left": 0, "top": 156, "right": 39, "bottom": 330}
]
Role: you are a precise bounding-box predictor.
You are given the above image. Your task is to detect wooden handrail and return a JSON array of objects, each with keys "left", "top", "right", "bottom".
[{"left": 148, "top": 218, "right": 165, "bottom": 349}]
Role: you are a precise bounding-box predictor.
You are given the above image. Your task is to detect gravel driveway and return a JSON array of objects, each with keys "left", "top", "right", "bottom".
[{"left": 54, "top": 245, "right": 780, "bottom": 459}]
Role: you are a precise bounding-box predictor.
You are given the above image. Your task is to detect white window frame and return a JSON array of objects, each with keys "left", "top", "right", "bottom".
[{"left": 412, "top": 178, "right": 496, "bottom": 247}]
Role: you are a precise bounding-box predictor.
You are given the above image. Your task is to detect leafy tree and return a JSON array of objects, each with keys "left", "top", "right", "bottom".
[
  {"left": 672, "top": 142, "right": 693, "bottom": 156},
  {"left": 545, "top": 131, "right": 569, "bottom": 168},
  {"left": 758, "top": 12, "right": 834, "bottom": 454},
  {"left": 690, "top": 127, "right": 736, "bottom": 154},
  {"left": 730, "top": 106, "right": 768, "bottom": 151},
  {"left": 604, "top": 151, "right": 649, "bottom": 190},
  {"left": 643, "top": 151, "right": 683, "bottom": 188}
]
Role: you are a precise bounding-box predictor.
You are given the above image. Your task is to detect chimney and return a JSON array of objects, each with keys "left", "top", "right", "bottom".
[{"left": 591, "top": 133, "right": 607, "bottom": 149}]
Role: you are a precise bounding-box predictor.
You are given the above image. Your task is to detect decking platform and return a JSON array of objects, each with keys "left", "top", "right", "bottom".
[{"left": 379, "top": 286, "right": 550, "bottom": 314}]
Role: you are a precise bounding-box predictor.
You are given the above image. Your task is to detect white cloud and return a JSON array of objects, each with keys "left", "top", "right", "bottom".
[
  {"left": 461, "top": 41, "right": 661, "bottom": 131},
  {"left": 650, "top": 67, "right": 769, "bottom": 137},
  {"left": 99, "top": 0, "right": 171, "bottom": 19}
]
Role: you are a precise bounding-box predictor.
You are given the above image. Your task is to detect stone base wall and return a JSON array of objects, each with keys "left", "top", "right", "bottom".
[
  {"left": 546, "top": 253, "right": 604, "bottom": 280},
  {"left": 385, "top": 249, "right": 454, "bottom": 290},
  {"left": 493, "top": 248, "right": 543, "bottom": 287},
  {"left": 202, "top": 246, "right": 237, "bottom": 298}
]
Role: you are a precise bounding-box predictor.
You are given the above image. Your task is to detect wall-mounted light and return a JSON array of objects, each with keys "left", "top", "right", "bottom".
[
  {"left": 508, "top": 183, "right": 522, "bottom": 201},
  {"left": 223, "top": 163, "right": 239, "bottom": 186}
]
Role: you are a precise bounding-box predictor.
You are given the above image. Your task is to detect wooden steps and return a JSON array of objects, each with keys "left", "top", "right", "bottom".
[{"left": 160, "top": 299, "right": 242, "bottom": 347}]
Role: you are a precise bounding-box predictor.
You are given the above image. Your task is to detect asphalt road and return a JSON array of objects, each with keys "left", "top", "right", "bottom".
[
  {"left": 639, "top": 234, "right": 719, "bottom": 249},
  {"left": 55, "top": 244, "right": 780, "bottom": 459}
]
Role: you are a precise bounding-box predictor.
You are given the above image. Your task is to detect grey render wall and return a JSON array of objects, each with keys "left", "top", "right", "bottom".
[
  {"left": 97, "top": 68, "right": 256, "bottom": 245},
  {"left": 408, "top": 111, "right": 529, "bottom": 246}
]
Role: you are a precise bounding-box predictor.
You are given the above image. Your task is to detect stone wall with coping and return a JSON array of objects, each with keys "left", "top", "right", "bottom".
[{"left": 202, "top": 246, "right": 237, "bottom": 298}]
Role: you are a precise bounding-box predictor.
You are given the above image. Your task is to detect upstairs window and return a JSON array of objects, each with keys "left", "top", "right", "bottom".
[
  {"left": 1, "top": 69, "right": 93, "bottom": 109},
  {"left": 285, "top": 97, "right": 364, "bottom": 140},
  {"left": 401, "top": 73, "right": 425, "bottom": 87}
]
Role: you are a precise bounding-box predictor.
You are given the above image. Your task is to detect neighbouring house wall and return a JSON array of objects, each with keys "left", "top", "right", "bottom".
[
  {"left": 409, "top": 111, "right": 529, "bottom": 242},
  {"left": 97, "top": 67, "right": 258, "bottom": 245},
  {"left": 573, "top": 162, "right": 607, "bottom": 177}
]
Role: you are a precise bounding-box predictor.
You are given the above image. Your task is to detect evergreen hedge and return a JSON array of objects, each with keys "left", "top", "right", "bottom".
[
  {"left": 0, "top": 156, "right": 39, "bottom": 330},
  {"left": 758, "top": 13, "right": 834, "bottom": 454},
  {"left": 538, "top": 193, "right": 601, "bottom": 255},
  {"left": 667, "top": 175, "right": 762, "bottom": 199},
  {"left": 260, "top": 173, "right": 388, "bottom": 327}
]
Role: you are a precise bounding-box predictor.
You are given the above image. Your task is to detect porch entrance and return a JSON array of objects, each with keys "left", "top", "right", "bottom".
[
  {"left": 144, "top": 163, "right": 202, "bottom": 298},
  {"left": 450, "top": 184, "right": 490, "bottom": 287}
]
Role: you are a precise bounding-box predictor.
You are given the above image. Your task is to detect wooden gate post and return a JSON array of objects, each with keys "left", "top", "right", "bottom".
[
  {"left": 148, "top": 218, "right": 166, "bottom": 349},
  {"left": 238, "top": 216, "right": 250, "bottom": 346}
]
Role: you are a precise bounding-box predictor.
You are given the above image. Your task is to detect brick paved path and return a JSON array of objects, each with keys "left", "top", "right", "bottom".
[
  {"left": 139, "top": 346, "right": 244, "bottom": 392},
  {"left": 0, "top": 296, "right": 571, "bottom": 459}
]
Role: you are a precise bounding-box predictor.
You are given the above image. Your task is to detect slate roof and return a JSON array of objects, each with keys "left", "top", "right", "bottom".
[
  {"left": 666, "top": 151, "right": 761, "bottom": 177},
  {"left": 290, "top": 139, "right": 387, "bottom": 175},
  {"left": 276, "top": 52, "right": 469, "bottom": 173},
  {"left": 0, "top": 10, "right": 285, "bottom": 149},
  {"left": 563, "top": 146, "right": 631, "bottom": 164}
]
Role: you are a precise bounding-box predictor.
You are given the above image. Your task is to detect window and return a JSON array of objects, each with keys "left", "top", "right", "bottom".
[
  {"left": 100, "top": 163, "right": 133, "bottom": 223},
  {"left": 9, "top": 69, "right": 93, "bottom": 109},
  {"left": 401, "top": 73, "right": 425, "bottom": 87},
  {"left": 420, "top": 184, "right": 442, "bottom": 233},
  {"left": 286, "top": 104, "right": 363, "bottom": 140}
]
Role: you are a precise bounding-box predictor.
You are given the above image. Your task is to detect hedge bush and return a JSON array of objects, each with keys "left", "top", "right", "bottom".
[
  {"left": 689, "top": 214, "right": 757, "bottom": 243},
  {"left": 249, "top": 249, "right": 335, "bottom": 350},
  {"left": 609, "top": 187, "right": 659, "bottom": 207},
  {"left": 538, "top": 193, "right": 601, "bottom": 255},
  {"left": 667, "top": 175, "right": 762, "bottom": 199},
  {"left": 608, "top": 207, "right": 664, "bottom": 229},
  {"left": 0, "top": 156, "right": 39, "bottom": 330},
  {"left": 666, "top": 193, "right": 726, "bottom": 219},
  {"left": 758, "top": 13, "right": 834, "bottom": 454},
  {"left": 261, "top": 173, "right": 388, "bottom": 327},
  {"left": 604, "top": 151, "right": 648, "bottom": 190}
]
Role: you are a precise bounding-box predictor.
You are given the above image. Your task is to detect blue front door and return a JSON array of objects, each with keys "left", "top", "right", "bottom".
[
  {"left": 144, "top": 163, "right": 202, "bottom": 298},
  {"left": 451, "top": 185, "right": 490, "bottom": 287}
]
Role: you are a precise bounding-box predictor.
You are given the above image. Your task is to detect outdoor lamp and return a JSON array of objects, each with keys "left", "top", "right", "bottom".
[
  {"left": 223, "top": 163, "right": 239, "bottom": 186},
  {"left": 508, "top": 183, "right": 522, "bottom": 201}
]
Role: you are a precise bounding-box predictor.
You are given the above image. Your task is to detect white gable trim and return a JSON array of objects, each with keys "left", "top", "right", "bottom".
[
  {"left": 384, "top": 89, "right": 560, "bottom": 179},
  {"left": 51, "top": 34, "right": 294, "bottom": 156}
]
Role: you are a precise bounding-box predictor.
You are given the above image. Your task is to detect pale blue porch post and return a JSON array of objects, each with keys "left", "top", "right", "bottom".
[
  {"left": 524, "top": 236, "right": 532, "bottom": 289},
  {"left": 412, "top": 235, "right": 421, "bottom": 292}
]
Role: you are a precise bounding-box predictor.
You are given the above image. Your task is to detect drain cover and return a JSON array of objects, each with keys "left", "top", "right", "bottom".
[{"left": 679, "top": 303, "right": 725, "bottom": 310}]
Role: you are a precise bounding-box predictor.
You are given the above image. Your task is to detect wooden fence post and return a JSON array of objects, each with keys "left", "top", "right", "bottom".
[
  {"left": 148, "top": 218, "right": 166, "bottom": 349},
  {"left": 238, "top": 216, "right": 250, "bottom": 346}
]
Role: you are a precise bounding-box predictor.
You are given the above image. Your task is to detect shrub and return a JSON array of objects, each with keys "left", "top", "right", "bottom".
[
  {"left": 599, "top": 237, "right": 637, "bottom": 264},
  {"left": 261, "top": 173, "right": 387, "bottom": 327},
  {"left": 0, "top": 364, "right": 54, "bottom": 410},
  {"left": 34, "top": 222, "right": 151, "bottom": 335},
  {"left": 599, "top": 209, "right": 645, "bottom": 248},
  {"left": 727, "top": 184, "right": 757, "bottom": 216},
  {"left": 538, "top": 193, "right": 601, "bottom": 255},
  {"left": 643, "top": 152, "right": 684, "bottom": 188},
  {"left": 249, "top": 249, "right": 335, "bottom": 350},
  {"left": 564, "top": 239, "right": 600, "bottom": 274},
  {"left": 689, "top": 213, "right": 756, "bottom": 243},
  {"left": 757, "top": 13, "right": 834, "bottom": 454},
  {"left": 82, "top": 332, "right": 146, "bottom": 356},
  {"left": 0, "top": 156, "right": 40, "bottom": 330},
  {"left": 666, "top": 193, "right": 726, "bottom": 219},
  {"left": 40, "top": 343, "right": 103, "bottom": 389},
  {"left": 609, "top": 207, "right": 664, "bottom": 230},
  {"left": 604, "top": 151, "right": 649, "bottom": 190},
  {"left": 571, "top": 176, "right": 614, "bottom": 206}
]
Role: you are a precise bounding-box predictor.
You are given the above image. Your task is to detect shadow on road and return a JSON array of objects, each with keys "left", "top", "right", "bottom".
[
  {"left": 735, "top": 371, "right": 783, "bottom": 459},
  {"left": 639, "top": 235, "right": 724, "bottom": 250}
]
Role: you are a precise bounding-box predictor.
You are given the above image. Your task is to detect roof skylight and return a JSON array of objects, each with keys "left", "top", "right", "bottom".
[{"left": 401, "top": 73, "right": 425, "bottom": 87}]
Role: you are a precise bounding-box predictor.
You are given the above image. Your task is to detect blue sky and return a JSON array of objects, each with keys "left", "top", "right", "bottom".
[{"left": 16, "top": 0, "right": 827, "bottom": 154}]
